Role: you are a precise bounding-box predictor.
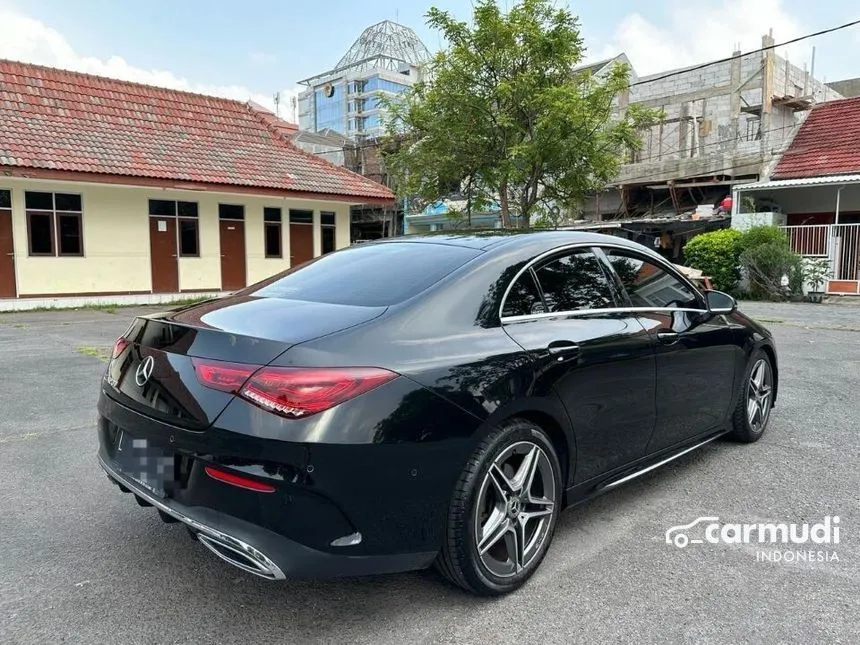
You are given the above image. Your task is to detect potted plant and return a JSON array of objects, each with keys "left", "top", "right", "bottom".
[{"left": 804, "top": 258, "right": 830, "bottom": 303}]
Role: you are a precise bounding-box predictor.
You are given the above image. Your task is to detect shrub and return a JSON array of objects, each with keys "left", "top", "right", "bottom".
[
  {"left": 738, "top": 225, "right": 789, "bottom": 252},
  {"left": 683, "top": 228, "right": 742, "bottom": 291},
  {"left": 739, "top": 241, "right": 804, "bottom": 300}
]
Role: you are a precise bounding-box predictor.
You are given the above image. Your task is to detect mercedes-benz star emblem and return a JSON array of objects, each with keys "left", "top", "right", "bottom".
[{"left": 135, "top": 355, "right": 155, "bottom": 387}]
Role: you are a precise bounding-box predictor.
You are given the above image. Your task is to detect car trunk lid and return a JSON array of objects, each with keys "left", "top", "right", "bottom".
[{"left": 103, "top": 295, "right": 387, "bottom": 429}]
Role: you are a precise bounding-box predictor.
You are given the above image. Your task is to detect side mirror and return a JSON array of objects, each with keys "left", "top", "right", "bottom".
[{"left": 704, "top": 290, "right": 737, "bottom": 315}]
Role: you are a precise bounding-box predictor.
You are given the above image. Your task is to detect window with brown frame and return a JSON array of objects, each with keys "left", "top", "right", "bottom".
[
  {"left": 25, "top": 191, "right": 83, "bottom": 257},
  {"left": 178, "top": 219, "right": 199, "bottom": 257},
  {"left": 264, "top": 207, "right": 282, "bottom": 258},
  {"left": 148, "top": 199, "right": 199, "bottom": 257},
  {"left": 27, "top": 212, "right": 54, "bottom": 255},
  {"left": 321, "top": 211, "right": 336, "bottom": 255},
  {"left": 58, "top": 213, "right": 83, "bottom": 255}
]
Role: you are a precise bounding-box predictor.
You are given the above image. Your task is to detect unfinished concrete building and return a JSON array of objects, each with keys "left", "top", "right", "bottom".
[{"left": 587, "top": 34, "right": 842, "bottom": 221}]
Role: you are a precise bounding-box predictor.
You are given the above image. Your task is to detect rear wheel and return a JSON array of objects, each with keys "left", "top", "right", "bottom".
[
  {"left": 436, "top": 419, "right": 562, "bottom": 595},
  {"left": 729, "top": 349, "right": 774, "bottom": 442}
]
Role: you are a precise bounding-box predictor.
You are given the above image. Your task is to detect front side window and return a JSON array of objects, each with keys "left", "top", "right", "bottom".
[
  {"left": 25, "top": 191, "right": 83, "bottom": 257},
  {"left": 604, "top": 249, "right": 701, "bottom": 309},
  {"left": 533, "top": 249, "right": 614, "bottom": 312}
]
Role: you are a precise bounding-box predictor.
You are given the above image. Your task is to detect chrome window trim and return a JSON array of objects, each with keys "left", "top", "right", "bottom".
[
  {"left": 497, "top": 241, "right": 706, "bottom": 322},
  {"left": 500, "top": 306, "right": 710, "bottom": 324}
]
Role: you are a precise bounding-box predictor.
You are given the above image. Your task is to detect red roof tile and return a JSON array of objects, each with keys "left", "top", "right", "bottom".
[
  {"left": 0, "top": 59, "right": 393, "bottom": 201},
  {"left": 772, "top": 96, "right": 860, "bottom": 179}
]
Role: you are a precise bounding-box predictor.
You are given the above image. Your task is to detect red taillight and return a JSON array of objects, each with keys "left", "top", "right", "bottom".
[
  {"left": 193, "top": 360, "right": 256, "bottom": 393},
  {"left": 111, "top": 337, "right": 130, "bottom": 359},
  {"left": 242, "top": 366, "right": 397, "bottom": 418},
  {"left": 204, "top": 466, "right": 276, "bottom": 493},
  {"left": 192, "top": 359, "right": 397, "bottom": 419}
]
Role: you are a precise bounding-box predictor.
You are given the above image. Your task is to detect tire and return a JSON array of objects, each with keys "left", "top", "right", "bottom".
[
  {"left": 729, "top": 349, "right": 775, "bottom": 443},
  {"left": 436, "top": 418, "right": 562, "bottom": 595}
]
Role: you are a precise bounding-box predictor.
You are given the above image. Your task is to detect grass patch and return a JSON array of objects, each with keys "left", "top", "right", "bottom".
[
  {"left": 77, "top": 345, "right": 111, "bottom": 362},
  {"left": 755, "top": 317, "right": 785, "bottom": 324}
]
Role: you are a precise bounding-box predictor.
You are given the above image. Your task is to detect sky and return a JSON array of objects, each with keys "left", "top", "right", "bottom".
[{"left": 1, "top": 0, "right": 858, "bottom": 120}]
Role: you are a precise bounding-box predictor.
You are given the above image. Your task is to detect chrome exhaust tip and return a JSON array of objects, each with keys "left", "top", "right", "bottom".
[
  {"left": 195, "top": 532, "right": 285, "bottom": 580},
  {"left": 99, "top": 456, "right": 286, "bottom": 581}
]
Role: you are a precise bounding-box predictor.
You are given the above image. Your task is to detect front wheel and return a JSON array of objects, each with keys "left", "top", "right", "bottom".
[
  {"left": 729, "top": 349, "right": 775, "bottom": 442},
  {"left": 436, "top": 419, "right": 562, "bottom": 595}
]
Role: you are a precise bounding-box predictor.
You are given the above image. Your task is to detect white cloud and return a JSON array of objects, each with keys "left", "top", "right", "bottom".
[
  {"left": 590, "top": 0, "right": 811, "bottom": 76},
  {"left": 0, "top": 8, "right": 301, "bottom": 119}
]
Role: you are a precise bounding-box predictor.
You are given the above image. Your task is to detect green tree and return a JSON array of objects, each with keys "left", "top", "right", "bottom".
[{"left": 382, "top": 0, "right": 658, "bottom": 229}]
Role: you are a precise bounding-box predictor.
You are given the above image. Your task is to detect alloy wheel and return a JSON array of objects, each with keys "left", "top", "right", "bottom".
[
  {"left": 474, "top": 441, "right": 556, "bottom": 578},
  {"left": 747, "top": 358, "right": 773, "bottom": 433}
]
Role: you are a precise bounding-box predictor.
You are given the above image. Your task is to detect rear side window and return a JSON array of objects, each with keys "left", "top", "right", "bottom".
[
  {"left": 502, "top": 270, "right": 545, "bottom": 318},
  {"left": 533, "top": 249, "right": 614, "bottom": 312},
  {"left": 252, "top": 242, "right": 480, "bottom": 307},
  {"left": 604, "top": 249, "right": 701, "bottom": 309}
]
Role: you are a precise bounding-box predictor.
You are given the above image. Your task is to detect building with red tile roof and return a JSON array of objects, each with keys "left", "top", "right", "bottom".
[
  {"left": 734, "top": 96, "right": 860, "bottom": 296},
  {"left": 772, "top": 96, "right": 860, "bottom": 180},
  {"left": 0, "top": 60, "right": 393, "bottom": 302}
]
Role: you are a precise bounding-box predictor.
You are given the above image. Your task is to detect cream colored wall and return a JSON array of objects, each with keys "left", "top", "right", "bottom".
[
  {"left": 6, "top": 177, "right": 358, "bottom": 296},
  {"left": 9, "top": 179, "right": 151, "bottom": 295}
]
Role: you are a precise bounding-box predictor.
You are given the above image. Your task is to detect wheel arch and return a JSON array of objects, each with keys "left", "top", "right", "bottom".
[
  {"left": 474, "top": 395, "right": 577, "bottom": 489},
  {"left": 759, "top": 341, "right": 779, "bottom": 405}
]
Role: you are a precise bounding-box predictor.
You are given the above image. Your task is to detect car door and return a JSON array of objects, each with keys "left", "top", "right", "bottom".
[
  {"left": 500, "top": 246, "right": 657, "bottom": 483},
  {"left": 599, "top": 247, "right": 741, "bottom": 453}
]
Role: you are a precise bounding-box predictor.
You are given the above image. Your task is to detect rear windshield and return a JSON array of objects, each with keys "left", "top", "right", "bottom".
[{"left": 252, "top": 242, "right": 481, "bottom": 307}]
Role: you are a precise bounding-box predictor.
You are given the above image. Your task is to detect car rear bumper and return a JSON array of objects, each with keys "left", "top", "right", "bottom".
[{"left": 99, "top": 454, "right": 438, "bottom": 580}]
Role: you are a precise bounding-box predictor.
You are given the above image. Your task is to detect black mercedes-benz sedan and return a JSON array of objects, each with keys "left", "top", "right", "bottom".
[{"left": 97, "top": 231, "right": 777, "bottom": 595}]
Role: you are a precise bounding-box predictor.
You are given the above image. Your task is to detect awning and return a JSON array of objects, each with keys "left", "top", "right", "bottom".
[{"left": 735, "top": 174, "right": 860, "bottom": 191}]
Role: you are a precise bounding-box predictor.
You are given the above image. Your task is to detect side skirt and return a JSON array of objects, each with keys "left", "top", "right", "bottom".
[{"left": 562, "top": 430, "right": 727, "bottom": 509}]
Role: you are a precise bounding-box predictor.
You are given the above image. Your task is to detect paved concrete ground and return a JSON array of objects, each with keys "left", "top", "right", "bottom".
[{"left": 1, "top": 303, "right": 858, "bottom": 644}]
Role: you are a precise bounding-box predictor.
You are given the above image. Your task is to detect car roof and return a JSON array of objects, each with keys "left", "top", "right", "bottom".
[{"left": 367, "top": 230, "right": 645, "bottom": 252}]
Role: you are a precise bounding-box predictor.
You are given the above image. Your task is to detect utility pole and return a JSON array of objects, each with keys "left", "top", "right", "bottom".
[{"left": 760, "top": 30, "right": 775, "bottom": 178}]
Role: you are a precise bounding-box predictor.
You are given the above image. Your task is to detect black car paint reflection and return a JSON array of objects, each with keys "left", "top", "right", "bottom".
[{"left": 97, "top": 231, "right": 777, "bottom": 581}]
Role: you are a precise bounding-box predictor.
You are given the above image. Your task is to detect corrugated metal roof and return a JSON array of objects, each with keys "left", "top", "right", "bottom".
[{"left": 736, "top": 174, "right": 860, "bottom": 190}]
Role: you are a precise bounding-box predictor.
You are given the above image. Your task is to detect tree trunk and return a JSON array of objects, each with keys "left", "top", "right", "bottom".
[
  {"left": 521, "top": 209, "right": 530, "bottom": 229},
  {"left": 499, "top": 179, "right": 511, "bottom": 228}
]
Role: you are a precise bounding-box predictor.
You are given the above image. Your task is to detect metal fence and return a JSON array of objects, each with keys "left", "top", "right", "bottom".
[{"left": 781, "top": 223, "right": 860, "bottom": 285}]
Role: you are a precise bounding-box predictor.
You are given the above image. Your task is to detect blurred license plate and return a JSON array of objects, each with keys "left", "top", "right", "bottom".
[{"left": 114, "top": 430, "right": 175, "bottom": 498}]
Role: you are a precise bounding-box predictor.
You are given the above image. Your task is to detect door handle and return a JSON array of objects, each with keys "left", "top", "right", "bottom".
[
  {"left": 547, "top": 340, "right": 580, "bottom": 357},
  {"left": 657, "top": 331, "right": 680, "bottom": 345}
]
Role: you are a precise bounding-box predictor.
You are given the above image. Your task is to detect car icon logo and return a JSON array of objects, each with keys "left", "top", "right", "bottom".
[
  {"left": 135, "top": 355, "right": 155, "bottom": 387},
  {"left": 665, "top": 516, "right": 720, "bottom": 548}
]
